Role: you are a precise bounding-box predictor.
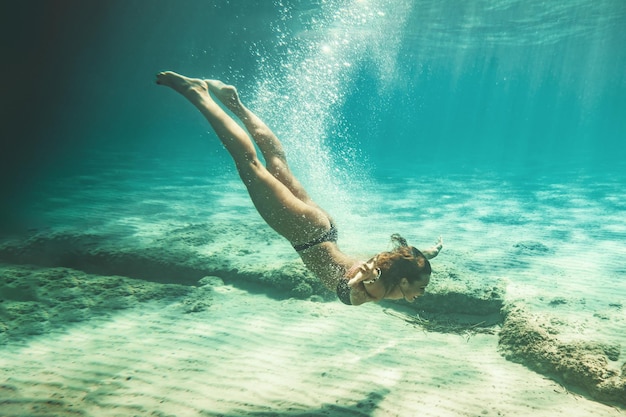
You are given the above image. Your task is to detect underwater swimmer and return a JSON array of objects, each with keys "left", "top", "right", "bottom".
[{"left": 156, "top": 71, "right": 443, "bottom": 306}]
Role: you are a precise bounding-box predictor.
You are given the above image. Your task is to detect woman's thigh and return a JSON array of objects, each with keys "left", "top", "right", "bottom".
[{"left": 237, "top": 159, "right": 331, "bottom": 244}]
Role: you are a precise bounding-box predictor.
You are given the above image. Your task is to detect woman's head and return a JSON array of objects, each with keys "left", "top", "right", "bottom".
[{"left": 374, "top": 234, "right": 431, "bottom": 301}]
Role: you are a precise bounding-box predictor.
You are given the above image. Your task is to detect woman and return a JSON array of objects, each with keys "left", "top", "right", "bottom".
[{"left": 156, "top": 71, "right": 443, "bottom": 306}]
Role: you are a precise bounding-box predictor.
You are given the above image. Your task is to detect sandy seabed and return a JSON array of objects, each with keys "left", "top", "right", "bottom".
[
  {"left": 1, "top": 281, "right": 623, "bottom": 417},
  {"left": 1, "top": 154, "right": 625, "bottom": 416}
]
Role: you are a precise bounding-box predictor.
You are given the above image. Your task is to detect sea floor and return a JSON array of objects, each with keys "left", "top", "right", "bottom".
[{"left": 1, "top": 151, "right": 625, "bottom": 416}]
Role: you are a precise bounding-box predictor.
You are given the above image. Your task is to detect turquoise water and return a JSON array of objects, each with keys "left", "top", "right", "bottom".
[
  {"left": 4, "top": 0, "right": 626, "bottom": 198},
  {"left": 3, "top": 0, "right": 626, "bottom": 231},
  {"left": 3, "top": 0, "right": 625, "bottom": 268},
  {"left": 1, "top": 1, "right": 626, "bottom": 414}
]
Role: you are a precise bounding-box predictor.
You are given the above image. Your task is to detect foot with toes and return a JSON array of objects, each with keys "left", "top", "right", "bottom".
[
  {"left": 157, "top": 71, "right": 240, "bottom": 110},
  {"left": 156, "top": 71, "right": 209, "bottom": 101},
  {"left": 206, "top": 80, "right": 241, "bottom": 110}
]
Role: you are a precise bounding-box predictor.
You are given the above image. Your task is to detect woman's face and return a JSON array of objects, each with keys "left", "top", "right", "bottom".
[{"left": 400, "top": 275, "right": 430, "bottom": 302}]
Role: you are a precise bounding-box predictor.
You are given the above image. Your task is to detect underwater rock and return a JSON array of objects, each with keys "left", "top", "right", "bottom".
[
  {"left": 290, "top": 282, "right": 313, "bottom": 299},
  {"left": 0, "top": 231, "right": 232, "bottom": 285},
  {"left": 0, "top": 231, "right": 329, "bottom": 299},
  {"left": 160, "top": 223, "right": 220, "bottom": 247},
  {"left": 175, "top": 275, "right": 224, "bottom": 314},
  {"left": 512, "top": 241, "right": 552, "bottom": 254},
  {"left": 1, "top": 230, "right": 505, "bottom": 311},
  {"left": 411, "top": 278, "right": 505, "bottom": 316},
  {"left": 262, "top": 263, "right": 325, "bottom": 298},
  {"left": 479, "top": 213, "right": 528, "bottom": 226},
  {"left": 0, "top": 264, "right": 193, "bottom": 344},
  {"left": 198, "top": 275, "right": 225, "bottom": 287},
  {"left": 548, "top": 297, "right": 568, "bottom": 306},
  {"left": 498, "top": 303, "right": 626, "bottom": 407}
]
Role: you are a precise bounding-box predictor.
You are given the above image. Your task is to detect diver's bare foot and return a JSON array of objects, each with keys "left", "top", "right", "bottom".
[
  {"left": 206, "top": 80, "right": 241, "bottom": 110},
  {"left": 156, "top": 71, "right": 209, "bottom": 100}
]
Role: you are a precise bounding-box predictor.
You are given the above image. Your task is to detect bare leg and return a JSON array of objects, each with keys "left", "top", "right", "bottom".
[
  {"left": 206, "top": 80, "right": 319, "bottom": 207},
  {"left": 156, "top": 71, "right": 331, "bottom": 244}
]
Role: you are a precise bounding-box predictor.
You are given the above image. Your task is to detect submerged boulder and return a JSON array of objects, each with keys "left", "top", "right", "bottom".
[
  {"left": 498, "top": 303, "right": 625, "bottom": 407},
  {"left": 0, "top": 264, "right": 193, "bottom": 344}
]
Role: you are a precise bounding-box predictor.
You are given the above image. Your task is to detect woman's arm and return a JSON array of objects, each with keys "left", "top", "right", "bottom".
[
  {"left": 347, "top": 260, "right": 379, "bottom": 287},
  {"left": 349, "top": 282, "right": 378, "bottom": 305},
  {"left": 346, "top": 260, "right": 381, "bottom": 305},
  {"left": 422, "top": 236, "right": 443, "bottom": 260}
]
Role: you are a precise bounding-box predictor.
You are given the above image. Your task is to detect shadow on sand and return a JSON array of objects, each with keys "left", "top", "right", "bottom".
[{"left": 210, "top": 390, "right": 390, "bottom": 417}]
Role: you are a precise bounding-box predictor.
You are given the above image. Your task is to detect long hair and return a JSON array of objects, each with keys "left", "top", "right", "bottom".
[{"left": 375, "top": 234, "right": 431, "bottom": 292}]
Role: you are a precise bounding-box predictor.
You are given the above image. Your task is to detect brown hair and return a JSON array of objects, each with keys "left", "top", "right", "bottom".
[{"left": 374, "top": 234, "right": 431, "bottom": 292}]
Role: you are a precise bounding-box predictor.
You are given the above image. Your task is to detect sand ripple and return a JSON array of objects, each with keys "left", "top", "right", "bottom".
[{"left": 1, "top": 285, "right": 622, "bottom": 417}]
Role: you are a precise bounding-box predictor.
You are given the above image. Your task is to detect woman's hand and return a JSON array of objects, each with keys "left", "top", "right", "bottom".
[{"left": 347, "top": 260, "right": 379, "bottom": 288}]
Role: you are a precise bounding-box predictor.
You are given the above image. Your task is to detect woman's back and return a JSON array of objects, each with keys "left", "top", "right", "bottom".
[{"left": 297, "top": 242, "right": 357, "bottom": 291}]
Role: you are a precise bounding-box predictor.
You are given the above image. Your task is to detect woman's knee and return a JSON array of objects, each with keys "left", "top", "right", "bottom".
[
  {"left": 267, "top": 157, "right": 289, "bottom": 176},
  {"left": 235, "top": 156, "right": 265, "bottom": 182}
]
